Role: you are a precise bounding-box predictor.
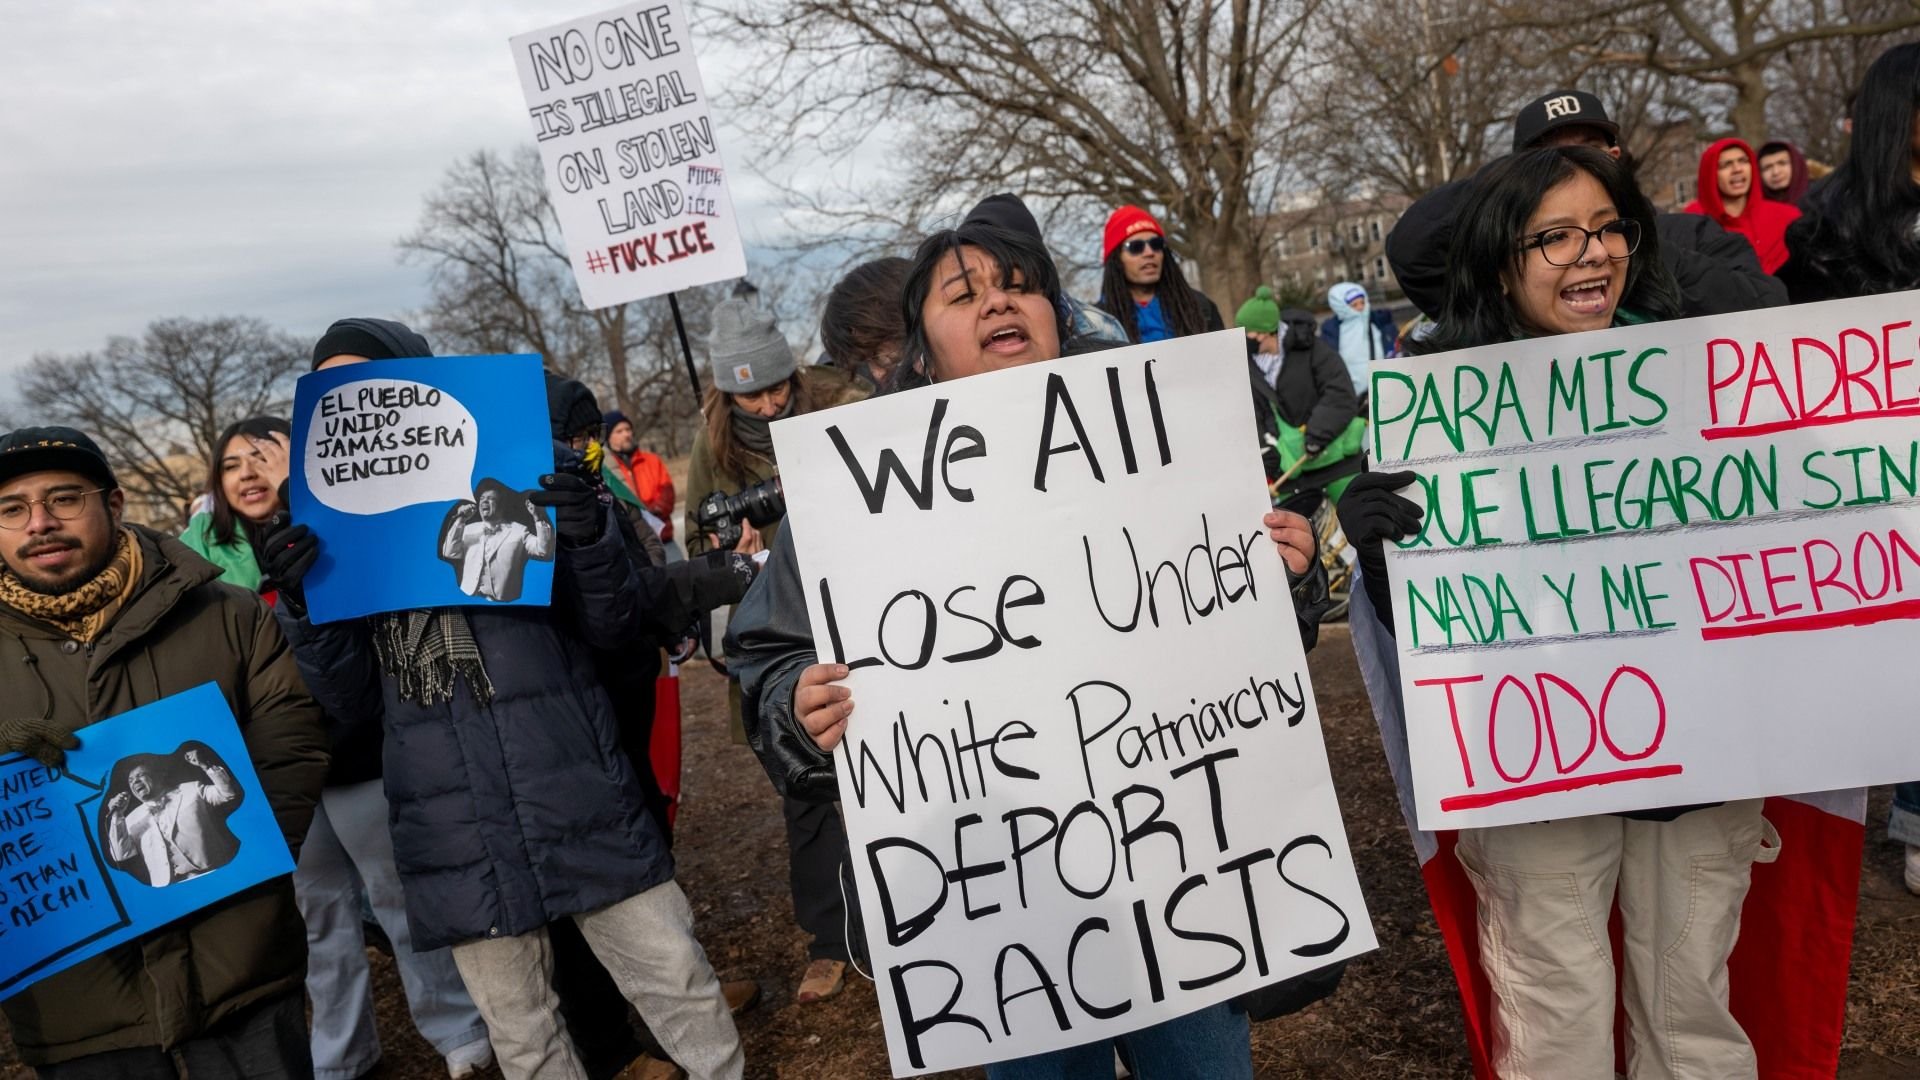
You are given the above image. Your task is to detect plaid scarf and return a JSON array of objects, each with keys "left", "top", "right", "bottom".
[
  {"left": 371, "top": 608, "right": 494, "bottom": 706},
  {"left": 0, "top": 528, "right": 141, "bottom": 644}
]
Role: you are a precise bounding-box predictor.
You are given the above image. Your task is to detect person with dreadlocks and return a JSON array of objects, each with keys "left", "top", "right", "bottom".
[
  {"left": 1095, "top": 205, "right": 1226, "bottom": 343},
  {"left": 262, "top": 318, "right": 747, "bottom": 1080}
]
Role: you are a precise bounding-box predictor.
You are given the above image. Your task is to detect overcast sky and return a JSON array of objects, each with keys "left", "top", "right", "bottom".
[{"left": 0, "top": 0, "right": 795, "bottom": 403}]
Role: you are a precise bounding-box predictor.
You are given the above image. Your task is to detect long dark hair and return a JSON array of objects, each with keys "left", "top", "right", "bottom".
[
  {"left": 205, "top": 416, "right": 290, "bottom": 545},
  {"left": 1097, "top": 247, "right": 1212, "bottom": 341},
  {"left": 1787, "top": 42, "right": 1920, "bottom": 297},
  {"left": 888, "top": 221, "right": 1070, "bottom": 393},
  {"left": 1417, "top": 147, "right": 1682, "bottom": 354},
  {"left": 821, "top": 257, "right": 911, "bottom": 383}
]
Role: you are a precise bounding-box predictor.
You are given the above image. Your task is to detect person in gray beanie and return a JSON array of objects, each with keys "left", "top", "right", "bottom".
[{"left": 682, "top": 295, "right": 869, "bottom": 1009}]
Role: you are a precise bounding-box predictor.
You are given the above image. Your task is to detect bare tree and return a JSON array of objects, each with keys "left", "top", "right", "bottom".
[
  {"left": 400, "top": 148, "right": 823, "bottom": 455},
  {"left": 1495, "top": 0, "right": 1920, "bottom": 137},
  {"left": 17, "top": 317, "right": 305, "bottom": 527},
  {"left": 1765, "top": 0, "right": 1914, "bottom": 161},
  {"left": 712, "top": 0, "right": 1325, "bottom": 316}
]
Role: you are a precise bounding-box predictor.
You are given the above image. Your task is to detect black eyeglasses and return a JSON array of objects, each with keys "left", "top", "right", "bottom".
[
  {"left": 0, "top": 488, "right": 106, "bottom": 531},
  {"left": 1517, "top": 219, "right": 1641, "bottom": 266},
  {"left": 1122, "top": 236, "right": 1166, "bottom": 256}
]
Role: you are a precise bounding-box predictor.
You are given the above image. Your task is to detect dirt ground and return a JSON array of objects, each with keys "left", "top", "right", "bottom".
[{"left": 5, "top": 627, "right": 1917, "bottom": 1078}]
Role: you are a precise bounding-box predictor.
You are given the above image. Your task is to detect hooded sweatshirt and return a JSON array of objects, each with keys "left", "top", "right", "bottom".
[
  {"left": 1684, "top": 137, "right": 1801, "bottom": 274},
  {"left": 1324, "top": 281, "right": 1385, "bottom": 393},
  {"left": 1757, "top": 139, "right": 1812, "bottom": 206}
]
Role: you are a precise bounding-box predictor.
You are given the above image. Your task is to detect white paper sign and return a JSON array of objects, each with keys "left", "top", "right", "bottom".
[
  {"left": 774, "top": 331, "right": 1375, "bottom": 1076},
  {"left": 1374, "top": 290, "right": 1920, "bottom": 830},
  {"left": 510, "top": 2, "right": 747, "bottom": 309}
]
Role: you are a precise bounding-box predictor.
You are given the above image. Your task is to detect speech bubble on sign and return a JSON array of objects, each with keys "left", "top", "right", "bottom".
[{"left": 303, "top": 379, "right": 479, "bottom": 516}]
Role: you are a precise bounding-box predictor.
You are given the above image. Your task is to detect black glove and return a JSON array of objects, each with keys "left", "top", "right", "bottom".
[
  {"left": 530, "top": 474, "right": 605, "bottom": 545},
  {"left": 1, "top": 716, "right": 79, "bottom": 769},
  {"left": 258, "top": 520, "right": 319, "bottom": 615},
  {"left": 1336, "top": 470, "right": 1423, "bottom": 634},
  {"left": 1335, "top": 470, "right": 1423, "bottom": 548}
]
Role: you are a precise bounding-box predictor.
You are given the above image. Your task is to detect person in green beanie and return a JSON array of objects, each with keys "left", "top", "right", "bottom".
[{"left": 1237, "top": 285, "right": 1362, "bottom": 515}]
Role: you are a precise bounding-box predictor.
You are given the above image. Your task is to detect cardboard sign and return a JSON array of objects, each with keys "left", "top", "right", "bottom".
[
  {"left": 511, "top": 1, "right": 748, "bottom": 309},
  {"left": 0, "top": 683, "right": 295, "bottom": 996},
  {"left": 774, "top": 331, "right": 1375, "bottom": 1075},
  {"left": 290, "top": 354, "right": 556, "bottom": 624},
  {"left": 1372, "top": 291, "right": 1920, "bottom": 830}
]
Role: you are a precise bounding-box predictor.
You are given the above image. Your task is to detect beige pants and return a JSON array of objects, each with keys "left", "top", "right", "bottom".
[
  {"left": 1455, "top": 800, "right": 1780, "bottom": 1080},
  {"left": 450, "top": 881, "right": 744, "bottom": 1080}
]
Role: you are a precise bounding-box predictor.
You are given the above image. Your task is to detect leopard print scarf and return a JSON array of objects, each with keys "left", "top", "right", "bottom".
[{"left": 0, "top": 528, "right": 141, "bottom": 643}]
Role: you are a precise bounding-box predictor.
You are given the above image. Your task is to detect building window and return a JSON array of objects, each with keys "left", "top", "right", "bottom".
[
  {"left": 1370, "top": 219, "right": 1382, "bottom": 242},
  {"left": 1375, "top": 256, "right": 1387, "bottom": 281},
  {"left": 1349, "top": 223, "right": 1362, "bottom": 244},
  {"left": 1309, "top": 226, "right": 1320, "bottom": 251}
]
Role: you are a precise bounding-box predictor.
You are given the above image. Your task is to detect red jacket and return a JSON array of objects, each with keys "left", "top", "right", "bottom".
[
  {"left": 1683, "top": 137, "right": 1800, "bottom": 274},
  {"left": 609, "top": 448, "right": 676, "bottom": 540}
]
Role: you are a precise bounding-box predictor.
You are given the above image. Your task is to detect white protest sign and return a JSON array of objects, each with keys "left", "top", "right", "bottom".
[
  {"left": 774, "top": 331, "right": 1375, "bottom": 1076},
  {"left": 510, "top": 2, "right": 747, "bottom": 309},
  {"left": 1373, "top": 290, "right": 1920, "bottom": 830},
  {"left": 304, "top": 379, "right": 478, "bottom": 515}
]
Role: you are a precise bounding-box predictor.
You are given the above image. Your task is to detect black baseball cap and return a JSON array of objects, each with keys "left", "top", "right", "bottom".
[
  {"left": 0, "top": 427, "right": 118, "bottom": 491},
  {"left": 1513, "top": 90, "right": 1620, "bottom": 152}
]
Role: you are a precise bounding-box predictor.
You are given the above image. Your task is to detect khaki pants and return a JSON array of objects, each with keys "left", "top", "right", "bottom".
[
  {"left": 450, "top": 882, "right": 743, "bottom": 1080},
  {"left": 1455, "top": 801, "right": 1779, "bottom": 1080}
]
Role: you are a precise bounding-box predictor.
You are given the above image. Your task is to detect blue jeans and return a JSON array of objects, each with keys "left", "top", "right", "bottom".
[
  {"left": 1892, "top": 782, "right": 1920, "bottom": 847},
  {"left": 294, "top": 780, "right": 490, "bottom": 1079},
  {"left": 984, "top": 1004, "right": 1252, "bottom": 1080}
]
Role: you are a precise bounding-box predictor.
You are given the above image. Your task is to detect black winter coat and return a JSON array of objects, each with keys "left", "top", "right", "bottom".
[
  {"left": 1386, "top": 176, "right": 1789, "bottom": 320},
  {"left": 1252, "top": 310, "right": 1361, "bottom": 485},
  {"left": 278, "top": 507, "right": 674, "bottom": 951}
]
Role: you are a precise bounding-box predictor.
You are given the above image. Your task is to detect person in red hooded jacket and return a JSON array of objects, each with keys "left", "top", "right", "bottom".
[{"left": 1683, "top": 137, "right": 1800, "bottom": 273}]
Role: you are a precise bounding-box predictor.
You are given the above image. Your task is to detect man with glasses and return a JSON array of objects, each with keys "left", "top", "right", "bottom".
[
  {"left": 0, "top": 425, "right": 328, "bottom": 1078},
  {"left": 1096, "top": 204, "right": 1226, "bottom": 343},
  {"left": 1387, "top": 88, "right": 1789, "bottom": 323}
]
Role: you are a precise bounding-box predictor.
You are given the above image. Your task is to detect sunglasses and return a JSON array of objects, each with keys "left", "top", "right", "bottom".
[{"left": 1122, "top": 236, "right": 1166, "bottom": 256}]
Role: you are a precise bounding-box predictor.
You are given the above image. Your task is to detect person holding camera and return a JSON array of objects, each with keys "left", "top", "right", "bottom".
[{"left": 683, "top": 296, "right": 868, "bottom": 1008}]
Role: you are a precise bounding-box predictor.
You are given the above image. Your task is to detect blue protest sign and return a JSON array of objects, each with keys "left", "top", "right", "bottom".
[
  {"left": 0, "top": 682, "right": 294, "bottom": 997},
  {"left": 290, "top": 354, "right": 556, "bottom": 624}
]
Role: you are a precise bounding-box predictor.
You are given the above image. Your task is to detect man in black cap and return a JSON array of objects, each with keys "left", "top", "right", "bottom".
[
  {"left": 0, "top": 425, "right": 328, "bottom": 1078},
  {"left": 1387, "top": 88, "right": 1789, "bottom": 321}
]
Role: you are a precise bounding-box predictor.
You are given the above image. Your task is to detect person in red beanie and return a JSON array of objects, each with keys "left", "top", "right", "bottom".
[
  {"left": 1095, "top": 205, "right": 1224, "bottom": 343},
  {"left": 1683, "top": 138, "right": 1800, "bottom": 273}
]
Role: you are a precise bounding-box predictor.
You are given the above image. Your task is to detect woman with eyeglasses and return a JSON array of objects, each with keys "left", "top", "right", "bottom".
[
  {"left": 1342, "top": 146, "right": 1779, "bottom": 1078},
  {"left": 179, "top": 416, "right": 497, "bottom": 1080},
  {"left": 1095, "top": 205, "right": 1225, "bottom": 344}
]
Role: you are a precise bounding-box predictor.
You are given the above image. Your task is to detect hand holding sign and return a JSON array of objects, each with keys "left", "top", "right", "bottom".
[
  {"left": 1262, "top": 509, "right": 1315, "bottom": 576},
  {"left": 794, "top": 663, "right": 854, "bottom": 752},
  {"left": 0, "top": 716, "right": 80, "bottom": 769}
]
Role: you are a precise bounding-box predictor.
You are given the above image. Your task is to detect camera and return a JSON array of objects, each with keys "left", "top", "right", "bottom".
[{"left": 694, "top": 476, "right": 786, "bottom": 550}]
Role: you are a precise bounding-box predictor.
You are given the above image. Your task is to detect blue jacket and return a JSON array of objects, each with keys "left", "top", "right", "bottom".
[{"left": 278, "top": 508, "right": 671, "bottom": 950}]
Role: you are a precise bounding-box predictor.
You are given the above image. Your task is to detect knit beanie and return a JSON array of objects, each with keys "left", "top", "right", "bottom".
[
  {"left": 1102, "top": 205, "right": 1165, "bottom": 262},
  {"left": 1235, "top": 286, "right": 1281, "bottom": 335},
  {"left": 709, "top": 299, "right": 796, "bottom": 394},
  {"left": 310, "top": 317, "right": 433, "bottom": 370},
  {"left": 602, "top": 409, "right": 630, "bottom": 432}
]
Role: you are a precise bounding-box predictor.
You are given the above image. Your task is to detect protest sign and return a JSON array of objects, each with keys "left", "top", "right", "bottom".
[
  {"left": 290, "top": 354, "right": 556, "bottom": 624},
  {"left": 511, "top": 2, "right": 747, "bottom": 309},
  {"left": 774, "top": 331, "right": 1375, "bottom": 1075},
  {"left": 1372, "top": 290, "right": 1920, "bottom": 830},
  {"left": 0, "top": 683, "right": 294, "bottom": 997}
]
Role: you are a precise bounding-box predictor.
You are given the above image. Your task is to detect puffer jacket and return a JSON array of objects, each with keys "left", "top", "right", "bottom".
[
  {"left": 277, "top": 505, "right": 679, "bottom": 951},
  {"left": 0, "top": 527, "right": 328, "bottom": 1065}
]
